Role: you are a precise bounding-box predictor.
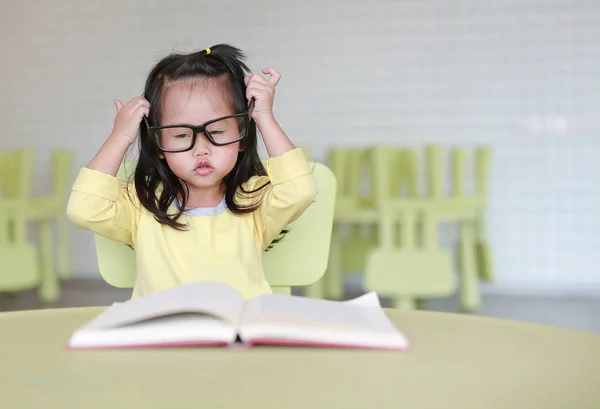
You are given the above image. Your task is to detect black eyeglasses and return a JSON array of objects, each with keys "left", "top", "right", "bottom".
[{"left": 144, "top": 98, "right": 254, "bottom": 152}]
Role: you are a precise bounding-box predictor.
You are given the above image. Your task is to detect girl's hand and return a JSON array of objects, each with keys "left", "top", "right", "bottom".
[
  {"left": 244, "top": 67, "right": 281, "bottom": 123},
  {"left": 111, "top": 96, "right": 150, "bottom": 145}
]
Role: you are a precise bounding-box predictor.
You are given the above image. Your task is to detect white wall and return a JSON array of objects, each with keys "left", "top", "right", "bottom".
[{"left": 1, "top": 0, "right": 599, "bottom": 293}]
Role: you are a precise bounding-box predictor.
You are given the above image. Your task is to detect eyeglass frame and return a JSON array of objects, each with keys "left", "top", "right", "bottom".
[{"left": 143, "top": 98, "right": 255, "bottom": 152}]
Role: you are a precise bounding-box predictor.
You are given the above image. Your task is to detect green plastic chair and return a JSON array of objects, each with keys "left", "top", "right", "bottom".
[
  {"left": 363, "top": 145, "right": 493, "bottom": 312},
  {"left": 363, "top": 145, "right": 455, "bottom": 310},
  {"left": 0, "top": 202, "right": 40, "bottom": 292},
  {"left": 423, "top": 145, "right": 494, "bottom": 311},
  {"left": 27, "top": 149, "right": 74, "bottom": 279},
  {"left": 26, "top": 149, "right": 74, "bottom": 302},
  {"left": 0, "top": 150, "right": 40, "bottom": 293},
  {"left": 318, "top": 145, "right": 406, "bottom": 300},
  {"left": 0, "top": 148, "right": 73, "bottom": 303},
  {"left": 93, "top": 160, "right": 337, "bottom": 295},
  {"left": 319, "top": 147, "right": 376, "bottom": 300}
]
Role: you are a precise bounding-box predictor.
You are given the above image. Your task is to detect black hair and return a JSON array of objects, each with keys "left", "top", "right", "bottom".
[{"left": 132, "top": 43, "right": 285, "bottom": 246}]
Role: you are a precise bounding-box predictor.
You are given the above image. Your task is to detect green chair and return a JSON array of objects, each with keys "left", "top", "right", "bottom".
[
  {"left": 0, "top": 150, "right": 40, "bottom": 293},
  {"left": 363, "top": 144, "right": 493, "bottom": 312},
  {"left": 0, "top": 202, "right": 40, "bottom": 292},
  {"left": 0, "top": 148, "right": 73, "bottom": 303},
  {"left": 318, "top": 147, "right": 377, "bottom": 300},
  {"left": 363, "top": 145, "right": 455, "bottom": 310},
  {"left": 27, "top": 149, "right": 74, "bottom": 280},
  {"left": 26, "top": 149, "right": 74, "bottom": 302},
  {"left": 317, "top": 145, "right": 406, "bottom": 300},
  {"left": 93, "top": 160, "right": 337, "bottom": 295},
  {"left": 423, "top": 145, "right": 494, "bottom": 311}
]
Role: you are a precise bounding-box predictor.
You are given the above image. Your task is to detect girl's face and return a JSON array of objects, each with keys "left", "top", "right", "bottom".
[{"left": 159, "top": 81, "right": 242, "bottom": 207}]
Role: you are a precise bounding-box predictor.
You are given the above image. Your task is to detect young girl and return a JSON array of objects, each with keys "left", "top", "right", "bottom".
[{"left": 67, "top": 43, "right": 317, "bottom": 300}]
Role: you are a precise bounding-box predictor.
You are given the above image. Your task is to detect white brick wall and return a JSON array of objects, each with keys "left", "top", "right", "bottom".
[{"left": 1, "top": 0, "right": 599, "bottom": 292}]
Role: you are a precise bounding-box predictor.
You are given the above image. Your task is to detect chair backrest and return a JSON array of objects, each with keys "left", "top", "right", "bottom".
[
  {"left": 94, "top": 160, "right": 337, "bottom": 294},
  {"left": 262, "top": 162, "right": 336, "bottom": 292}
]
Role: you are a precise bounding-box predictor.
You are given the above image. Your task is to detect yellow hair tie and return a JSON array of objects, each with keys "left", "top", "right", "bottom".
[{"left": 205, "top": 48, "right": 211, "bottom": 55}]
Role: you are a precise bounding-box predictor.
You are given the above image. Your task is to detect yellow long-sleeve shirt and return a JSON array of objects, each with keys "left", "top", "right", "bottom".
[{"left": 66, "top": 148, "right": 317, "bottom": 299}]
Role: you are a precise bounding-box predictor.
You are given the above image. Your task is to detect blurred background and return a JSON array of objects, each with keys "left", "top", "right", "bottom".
[{"left": 1, "top": 0, "right": 599, "bottom": 333}]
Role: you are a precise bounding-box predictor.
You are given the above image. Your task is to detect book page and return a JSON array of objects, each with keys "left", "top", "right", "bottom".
[
  {"left": 83, "top": 281, "right": 246, "bottom": 330},
  {"left": 69, "top": 314, "right": 238, "bottom": 349},
  {"left": 342, "top": 291, "right": 382, "bottom": 308},
  {"left": 240, "top": 292, "right": 396, "bottom": 335}
]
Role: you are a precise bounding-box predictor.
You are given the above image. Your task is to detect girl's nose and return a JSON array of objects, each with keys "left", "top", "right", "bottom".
[{"left": 192, "top": 133, "right": 210, "bottom": 156}]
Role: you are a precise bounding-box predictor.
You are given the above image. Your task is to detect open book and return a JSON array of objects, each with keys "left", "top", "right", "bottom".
[{"left": 67, "top": 281, "right": 409, "bottom": 350}]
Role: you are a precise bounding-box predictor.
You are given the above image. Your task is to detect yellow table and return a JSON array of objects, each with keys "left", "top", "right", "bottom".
[{"left": 1, "top": 307, "right": 599, "bottom": 409}]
